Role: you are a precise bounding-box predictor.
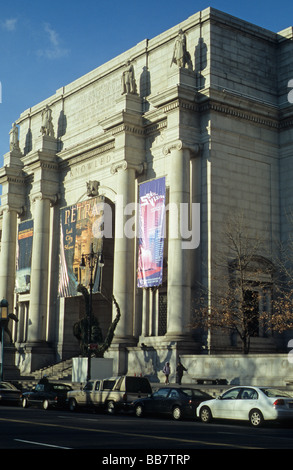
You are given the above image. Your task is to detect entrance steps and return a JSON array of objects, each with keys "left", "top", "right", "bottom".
[{"left": 14, "top": 358, "right": 73, "bottom": 391}]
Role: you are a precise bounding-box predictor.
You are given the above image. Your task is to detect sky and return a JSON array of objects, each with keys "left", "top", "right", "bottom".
[{"left": 0, "top": 0, "right": 293, "bottom": 161}]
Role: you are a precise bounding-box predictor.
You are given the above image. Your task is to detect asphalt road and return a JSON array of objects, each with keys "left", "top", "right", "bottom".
[{"left": 1, "top": 405, "right": 293, "bottom": 456}]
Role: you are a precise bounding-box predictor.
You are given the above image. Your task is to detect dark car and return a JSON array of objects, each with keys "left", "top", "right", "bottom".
[
  {"left": 0, "top": 381, "right": 22, "bottom": 405},
  {"left": 21, "top": 382, "right": 72, "bottom": 410},
  {"left": 133, "top": 387, "right": 213, "bottom": 420}
]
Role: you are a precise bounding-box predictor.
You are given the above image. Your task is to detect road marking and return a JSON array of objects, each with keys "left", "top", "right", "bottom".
[
  {"left": 14, "top": 439, "right": 72, "bottom": 449},
  {"left": 0, "top": 417, "right": 263, "bottom": 449}
]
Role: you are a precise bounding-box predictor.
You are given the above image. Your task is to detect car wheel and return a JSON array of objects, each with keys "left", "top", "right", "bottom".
[
  {"left": 42, "top": 399, "right": 50, "bottom": 410},
  {"left": 22, "top": 398, "right": 28, "bottom": 408},
  {"left": 172, "top": 406, "right": 182, "bottom": 420},
  {"left": 69, "top": 398, "right": 78, "bottom": 412},
  {"left": 135, "top": 404, "right": 144, "bottom": 417},
  {"left": 249, "top": 409, "right": 264, "bottom": 427},
  {"left": 107, "top": 401, "right": 116, "bottom": 415},
  {"left": 200, "top": 406, "right": 212, "bottom": 423}
]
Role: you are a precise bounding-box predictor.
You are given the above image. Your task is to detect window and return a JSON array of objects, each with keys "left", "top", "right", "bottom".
[
  {"left": 158, "top": 293, "right": 167, "bottom": 335},
  {"left": 244, "top": 290, "right": 259, "bottom": 337},
  {"left": 221, "top": 388, "right": 240, "bottom": 400},
  {"left": 94, "top": 381, "right": 101, "bottom": 391},
  {"left": 240, "top": 388, "right": 258, "bottom": 400},
  {"left": 153, "top": 388, "right": 169, "bottom": 398}
]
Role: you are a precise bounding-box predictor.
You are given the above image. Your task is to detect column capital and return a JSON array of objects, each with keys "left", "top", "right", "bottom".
[
  {"left": 0, "top": 204, "right": 24, "bottom": 217},
  {"left": 31, "top": 191, "right": 60, "bottom": 206},
  {"left": 110, "top": 160, "right": 146, "bottom": 176},
  {"left": 163, "top": 140, "right": 202, "bottom": 157}
]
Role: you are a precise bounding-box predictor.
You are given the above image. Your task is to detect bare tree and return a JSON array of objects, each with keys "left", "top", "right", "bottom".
[{"left": 193, "top": 213, "right": 271, "bottom": 354}]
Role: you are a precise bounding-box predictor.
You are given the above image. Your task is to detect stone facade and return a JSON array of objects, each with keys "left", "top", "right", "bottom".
[{"left": 1, "top": 8, "right": 293, "bottom": 376}]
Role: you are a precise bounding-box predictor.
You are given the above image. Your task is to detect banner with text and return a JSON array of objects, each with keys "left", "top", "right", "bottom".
[
  {"left": 15, "top": 219, "right": 34, "bottom": 294},
  {"left": 137, "top": 177, "right": 166, "bottom": 288},
  {"left": 58, "top": 196, "right": 104, "bottom": 297}
]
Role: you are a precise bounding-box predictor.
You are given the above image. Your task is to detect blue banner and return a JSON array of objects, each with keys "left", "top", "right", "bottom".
[{"left": 137, "top": 177, "right": 166, "bottom": 288}]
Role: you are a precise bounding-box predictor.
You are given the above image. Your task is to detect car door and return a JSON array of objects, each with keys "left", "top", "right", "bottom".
[
  {"left": 212, "top": 388, "right": 241, "bottom": 419},
  {"left": 92, "top": 381, "right": 102, "bottom": 406},
  {"left": 150, "top": 388, "right": 170, "bottom": 414},
  {"left": 30, "top": 384, "right": 46, "bottom": 405},
  {"left": 233, "top": 387, "right": 258, "bottom": 420},
  {"left": 75, "top": 381, "right": 95, "bottom": 405}
]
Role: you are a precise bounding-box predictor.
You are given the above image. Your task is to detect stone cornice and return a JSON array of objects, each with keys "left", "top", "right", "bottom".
[{"left": 0, "top": 166, "right": 26, "bottom": 185}]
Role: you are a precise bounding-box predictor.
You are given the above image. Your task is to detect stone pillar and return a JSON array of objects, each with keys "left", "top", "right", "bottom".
[
  {"left": 163, "top": 140, "right": 200, "bottom": 340},
  {"left": 111, "top": 161, "right": 137, "bottom": 343},
  {"left": 27, "top": 194, "right": 52, "bottom": 343},
  {"left": 0, "top": 207, "right": 21, "bottom": 308},
  {"left": 0, "top": 148, "right": 25, "bottom": 319}
]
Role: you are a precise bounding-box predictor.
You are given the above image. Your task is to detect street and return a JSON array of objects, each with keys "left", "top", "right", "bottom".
[{"left": 1, "top": 405, "right": 293, "bottom": 454}]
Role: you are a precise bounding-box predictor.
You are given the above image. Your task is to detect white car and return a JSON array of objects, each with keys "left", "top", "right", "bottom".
[{"left": 197, "top": 386, "right": 293, "bottom": 427}]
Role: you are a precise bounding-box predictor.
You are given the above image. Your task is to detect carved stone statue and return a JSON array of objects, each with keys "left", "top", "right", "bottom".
[
  {"left": 121, "top": 60, "right": 137, "bottom": 95},
  {"left": 86, "top": 180, "right": 100, "bottom": 197},
  {"left": 40, "top": 105, "right": 54, "bottom": 137},
  {"left": 73, "top": 286, "right": 121, "bottom": 358},
  {"left": 9, "top": 122, "right": 20, "bottom": 151},
  {"left": 171, "top": 29, "right": 193, "bottom": 70}
]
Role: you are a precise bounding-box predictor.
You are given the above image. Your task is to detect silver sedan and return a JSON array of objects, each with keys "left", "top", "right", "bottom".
[{"left": 197, "top": 386, "right": 293, "bottom": 427}]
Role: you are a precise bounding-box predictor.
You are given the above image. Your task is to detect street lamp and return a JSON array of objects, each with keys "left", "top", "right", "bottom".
[
  {"left": 80, "top": 243, "right": 104, "bottom": 381},
  {"left": 0, "top": 299, "right": 8, "bottom": 382}
]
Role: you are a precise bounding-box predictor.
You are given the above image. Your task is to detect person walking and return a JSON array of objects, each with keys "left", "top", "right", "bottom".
[
  {"left": 163, "top": 362, "right": 170, "bottom": 384},
  {"left": 176, "top": 361, "right": 187, "bottom": 385}
]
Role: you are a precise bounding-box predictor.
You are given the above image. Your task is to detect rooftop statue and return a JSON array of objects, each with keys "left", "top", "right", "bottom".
[
  {"left": 40, "top": 104, "right": 54, "bottom": 137},
  {"left": 9, "top": 122, "right": 20, "bottom": 151},
  {"left": 171, "top": 29, "right": 193, "bottom": 70},
  {"left": 121, "top": 60, "right": 137, "bottom": 95}
]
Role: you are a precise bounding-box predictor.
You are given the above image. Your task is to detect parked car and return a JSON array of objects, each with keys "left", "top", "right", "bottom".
[
  {"left": 133, "top": 387, "right": 213, "bottom": 420},
  {"left": 67, "top": 375, "right": 152, "bottom": 414},
  {"left": 22, "top": 382, "right": 72, "bottom": 410},
  {"left": 0, "top": 381, "right": 22, "bottom": 406},
  {"left": 197, "top": 386, "right": 293, "bottom": 427}
]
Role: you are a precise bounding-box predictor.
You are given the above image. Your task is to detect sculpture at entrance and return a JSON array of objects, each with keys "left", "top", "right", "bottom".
[
  {"left": 170, "top": 29, "right": 193, "bottom": 70},
  {"left": 73, "top": 286, "right": 121, "bottom": 358},
  {"left": 86, "top": 180, "right": 100, "bottom": 197}
]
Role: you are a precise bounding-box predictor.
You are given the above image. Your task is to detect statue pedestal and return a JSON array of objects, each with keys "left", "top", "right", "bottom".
[
  {"left": 116, "top": 93, "right": 142, "bottom": 114},
  {"left": 72, "top": 357, "right": 113, "bottom": 383}
]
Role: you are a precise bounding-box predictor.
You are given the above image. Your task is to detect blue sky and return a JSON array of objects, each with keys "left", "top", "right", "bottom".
[{"left": 0, "top": 0, "right": 293, "bottom": 161}]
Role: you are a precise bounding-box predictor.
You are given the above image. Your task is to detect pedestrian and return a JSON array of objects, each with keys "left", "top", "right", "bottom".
[
  {"left": 163, "top": 362, "right": 170, "bottom": 384},
  {"left": 176, "top": 361, "right": 187, "bottom": 385}
]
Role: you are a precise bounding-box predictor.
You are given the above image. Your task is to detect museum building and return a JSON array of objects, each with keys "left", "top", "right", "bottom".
[{"left": 1, "top": 8, "right": 293, "bottom": 378}]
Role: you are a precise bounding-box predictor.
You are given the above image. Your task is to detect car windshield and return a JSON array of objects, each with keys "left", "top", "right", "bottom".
[
  {"left": 0, "top": 382, "right": 15, "bottom": 390},
  {"left": 260, "top": 388, "right": 293, "bottom": 398}
]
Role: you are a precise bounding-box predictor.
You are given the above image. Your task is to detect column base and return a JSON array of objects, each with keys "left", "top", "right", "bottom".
[{"left": 15, "top": 341, "right": 55, "bottom": 376}]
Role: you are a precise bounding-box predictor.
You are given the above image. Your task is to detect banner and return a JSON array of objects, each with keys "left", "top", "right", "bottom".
[
  {"left": 137, "top": 177, "right": 166, "bottom": 288},
  {"left": 58, "top": 197, "right": 104, "bottom": 297},
  {"left": 15, "top": 220, "right": 34, "bottom": 293}
]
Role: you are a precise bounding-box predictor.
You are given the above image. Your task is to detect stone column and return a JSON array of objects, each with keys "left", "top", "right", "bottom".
[
  {"left": 164, "top": 140, "right": 200, "bottom": 340},
  {"left": 0, "top": 206, "right": 22, "bottom": 308},
  {"left": 0, "top": 149, "right": 25, "bottom": 317},
  {"left": 111, "top": 161, "right": 138, "bottom": 343},
  {"left": 27, "top": 194, "right": 52, "bottom": 343}
]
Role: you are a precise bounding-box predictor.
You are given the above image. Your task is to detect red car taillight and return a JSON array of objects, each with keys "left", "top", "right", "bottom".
[{"left": 273, "top": 399, "right": 285, "bottom": 406}]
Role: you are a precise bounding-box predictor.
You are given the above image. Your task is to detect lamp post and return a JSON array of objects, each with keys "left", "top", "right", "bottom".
[
  {"left": 0, "top": 299, "right": 8, "bottom": 382},
  {"left": 80, "top": 243, "right": 104, "bottom": 381}
]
